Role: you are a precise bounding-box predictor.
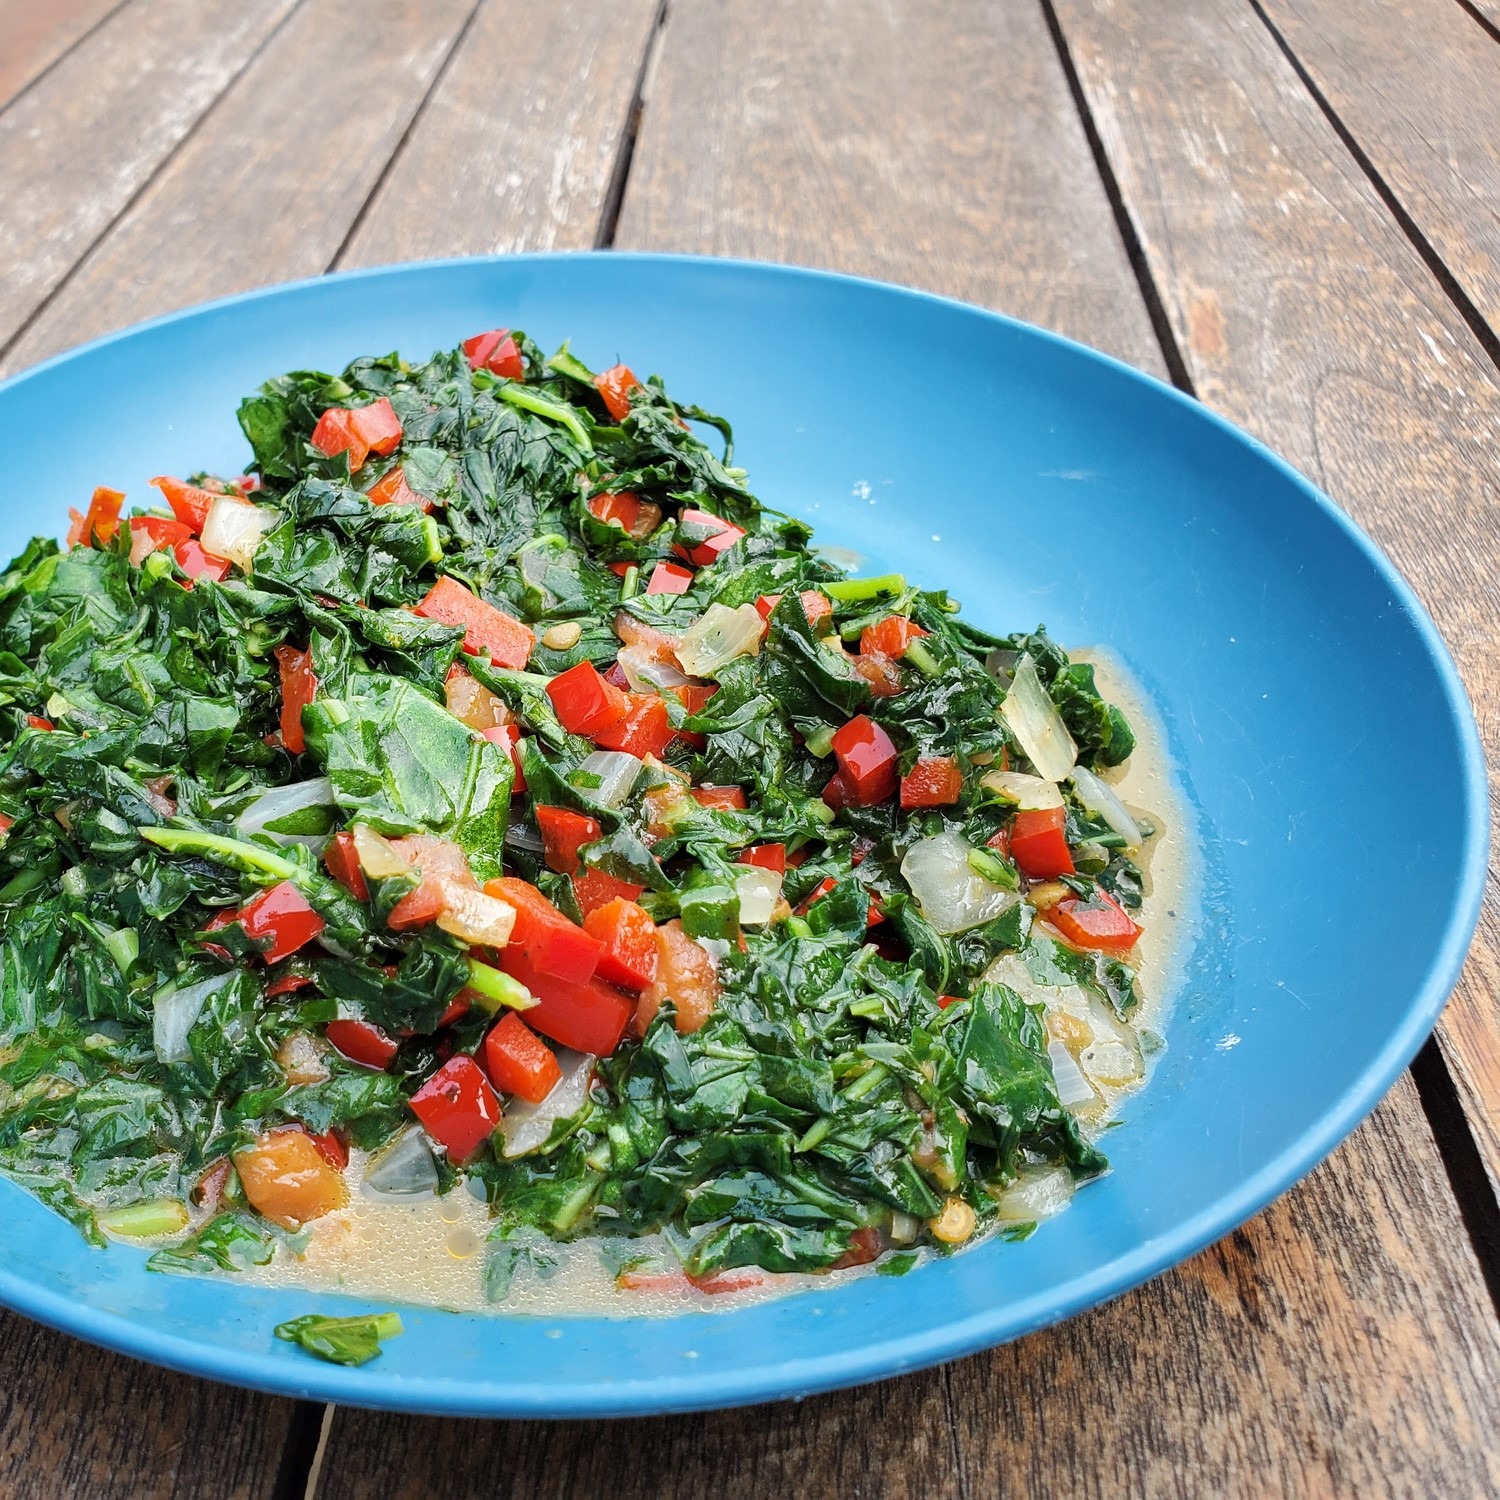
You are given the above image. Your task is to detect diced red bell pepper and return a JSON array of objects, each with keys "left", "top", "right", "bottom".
[
  {"left": 667, "top": 683, "right": 718, "bottom": 716},
  {"left": 1010, "top": 805, "right": 1075, "bottom": 879},
  {"left": 496, "top": 944, "right": 634, "bottom": 1055},
  {"left": 462, "top": 328, "right": 525, "bottom": 379},
  {"left": 583, "top": 897, "right": 658, "bottom": 991},
  {"left": 672, "top": 508, "right": 746, "bottom": 567},
  {"left": 0, "top": 813, "right": 13, "bottom": 837},
  {"left": 830, "top": 715, "right": 899, "bottom": 805},
  {"left": 325, "top": 1018, "right": 399, "bottom": 1069},
  {"left": 480, "top": 723, "right": 527, "bottom": 792},
  {"left": 645, "top": 561, "right": 695, "bottom": 596},
  {"left": 307, "top": 1128, "right": 348, "bottom": 1170},
  {"left": 860, "top": 615, "right": 928, "bottom": 658},
  {"left": 937, "top": 993, "right": 967, "bottom": 1010},
  {"left": 546, "top": 660, "right": 628, "bottom": 737},
  {"left": 592, "top": 692, "right": 673, "bottom": 757},
  {"left": 573, "top": 867, "right": 645, "bottom": 920},
  {"left": 595, "top": 363, "right": 640, "bottom": 422},
  {"left": 264, "top": 971, "right": 315, "bottom": 998},
  {"left": 174, "top": 537, "right": 231, "bottom": 583},
  {"left": 150, "top": 476, "right": 221, "bottom": 533},
  {"left": 68, "top": 486, "right": 124, "bottom": 547},
  {"left": 437, "top": 993, "right": 471, "bottom": 1029},
  {"left": 483, "top": 1012, "right": 562, "bottom": 1103},
  {"left": 128, "top": 515, "right": 191, "bottom": 565},
  {"left": 350, "top": 397, "right": 403, "bottom": 456},
  {"left": 485, "top": 876, "right": 603, "bottom": 985},
  {"left": 535, "top": 805, "right": 602, "bottom": 876},
  {"left": 385, "top": 835, "right": 476, "bottom": 930},
  {"left": 312, "top": 399, "right": 402, "bottom": 471},
  {"left": 822, "top": 769, "right": 851, "bottom": 811},
  {"left": 690, "top": 784, "right": 747, "bottom": 811},
  {"left": 794, "top": 877, "right": 837, "bottom": 915},
  {"left": 274, "top": 643, "right": 317, "bottom": 755},
  {"left": 239, "top": 880, "right": 326, "bottom": 963},
  {"left": 608, "top": 562, "right": 633, "bottom": 578},
  {"left": 322, "top": 830, "right": 369, "bottom": 901},
  {"left": 409, "top": 1055, "right": 501, "bottom": 1163},
  {"left": 366, "top": 464, "right": 430, "bottom": 511},
  {"left": 415, "top": 576, "right": 535, "bottom": 669},
  {"left": 588, "top": 491, "right": 643, "bottom": 531},
  {"left": 900, "top": 755, "right": 963, "bottom": 808},
  {"left": 758, "top": 591, "right": 833, "bottom": 629},
  {"left": 26, "top": 715, "right": 54, "bottom": 732},
  {"left": 1048, "top": 888, "right": 1142, "bottom": 954},
  {"left": 738, "top": 843, "right": 787, "bottom": 874}
]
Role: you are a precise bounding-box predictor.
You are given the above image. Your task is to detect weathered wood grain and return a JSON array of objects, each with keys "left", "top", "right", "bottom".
[
  {"left": 0, "top": 0, "right": 298, "bottom": 357},
  {"left": 0, "top": 0, "right": 124, "bottom": 111},
  {"left": 1051, "top": 0, "right": 1500, "bottom": 1193},
  {"left": 337, "top": 0, "right": 661, "bottom": 267},
  {"left": 318, "top": 1082, "right": 1500, "bottom": 1500},
  {"left": 0, "top": 0, "right": 478, "bottom": 376},
  {"left": 1459, "top": 0, "right": 1500, "bottom": 33},
  {"left": 614, "top": 0, "right": 1165, "bottom": 373},
  {"left": 0, "top": 1305, "right": 300, "bottom": 1500}
]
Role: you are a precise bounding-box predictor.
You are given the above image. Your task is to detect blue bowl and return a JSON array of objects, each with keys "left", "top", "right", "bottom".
[{"left": 0, "top": 255, "right": 1484, "bottom": 1415}]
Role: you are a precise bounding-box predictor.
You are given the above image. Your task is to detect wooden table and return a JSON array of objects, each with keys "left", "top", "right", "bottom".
[{"left": 1, "top": 0, "right": 1498, "bottom": 1493}]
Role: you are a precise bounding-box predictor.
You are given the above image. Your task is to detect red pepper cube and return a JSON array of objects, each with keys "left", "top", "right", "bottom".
[
  {"left": 1048, "top": 888, "right": 1141, "bottom": 954},
  {"left": 830, "top": 715, "right": 899, "bottom": 805},
  {"left": 68, "top": 486, "right": 123, "bottom": 547},
  {"left": 366, "top": 464, "right": 430, "bottom": 511},
  {"left": 239, "top": 880, "right": 326, "bottom": 963},
  {"left": 583, "top": 898, "right": 659, "bottom": 991},
  {"left": 595, "top": 363, "right": 640, "bottom": 421},
  {"left": 308, "top": 1128, "right": 349, "bottom": 1170},
  {"left": 484, "top": 1012, "right": 563, "bottom": 1103},
  {"left": 174, "top": 537, "right": 231, "bottom": 583},
  {"left": 794, "top": 877, "right": 837, "bottom": 915},
  {"left": 496, "top": 943, "right": 634, "bottom": 1056},
  {"left": 481, "top": 723, "right": 527, "bottom": 792},
  {"left": 1010, "top": 805, "right": 1075, "bottom": 879},
  {"left": 545, "top": 659, "right": 628, "bottom": 737},
  {"left": 645, "top": 561, "right": 695, "bottom": 596},
  {"left": 900, "top": 755, "right": 963, "bottom": 808},
  {"left": 348, "top": 398, "right": 403, "bottom": 457},
  {"left": 588, "top": 491, "right": 643, "bottom": 531},
  {"left": 690, "top": 784, "right": 748, "bottom": 811},
  {"left": 309, "top": 407, "right": 369, "bottom": 470},
  {"left": 860, "top": 615, "right": 929, "bottom": 658},
  {"left": 572, "top": 866, "right": 646, "bottom": 919},
  {"left": 26, "top": 715, "right": 54, "bottom": 732},
  {"left": 415, "top": 576, "right": 535, "bottom": 669},
  {"left": 535, "top": 805, "right": 603, "bottom": 875},
  {"left": 128, "top": 515, "right": 191, "bottom": 565},
  {"left": 672, "top": 508, "right": 746, "bottom": 567},
  {"left": 150, "top": 475, "right": 220, "bottom": 532},
  {"left": 738, "top": 843, "right": 787, "bottom": 874},
  {"left": 409, "top": 1055, "right": 502, "bottom": 1163},
  {"left": 486, "top": 876, "right": 604, "bottom": 985},
  {"left": 462, "top": 328, "right": 525, "bottom": 379},
  {"left": 591, "top": 693, "right": 673, "bottom": 758},
  {"left": 274, "top": 643, "right": 317, "bottom": 755},
  {"left": 754, "top": 593, "right": 782, "bottom": 621},
  {"left": 322, "top": 830, "right": 369, "bottom": 902},
  {"left": 325, "top": 1018, "right": 399, "bottom": 1070}
]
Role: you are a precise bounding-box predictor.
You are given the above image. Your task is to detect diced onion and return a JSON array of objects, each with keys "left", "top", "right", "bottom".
[
  {"left": 1070, "top": 764, "right": 1143, "bottom": 848},
  {"left": 578, "top": 750, "right": 642, "bottom": 809},
  {"left": 673, "top": 603, "right": 765, "bottom": 678},
  {"left": 434, "top": 880, "right": 517, "bottom": 948},
  {"left": 364, "top": 1127, "right": 440, "bottom": 1198},
  {"left": 734, "top": 865, "right": 783, "bottom": 927},
  {"left": 618, "top": 644, "right": 692, "bottom": 692},
  {"left": 900, "top": 831, "right": 1018, "bottom": 934},
  {"left": 153, "top": 973, "right": 233, "bottom": 1064},
  {"left": 1047, "top": 1040, "right": 1096, "bottom": 1108},
  {"left": 992, "top": 1165, "right": 1074, "bottom": 1223},
  {"left": 889, "top": 1211, "right": 921, "bottom": 1245},
  {"left": 235, "top": 778, "right": 336, "bottom": 851},
  {"left": 980, "top": 770, "right": 1063, "bottom": 810},
  {"left": 200, "top": 495, "right": 277, "bottom": 571},
  {"left": 352, "top": 823, "right": 411, "bottom": 879},
  {"left": 999, "top": 654, "right": 1077, "bottom": 782},
  {"left": 501, "top": 1050, "right": 595, "bottom": 1158}
]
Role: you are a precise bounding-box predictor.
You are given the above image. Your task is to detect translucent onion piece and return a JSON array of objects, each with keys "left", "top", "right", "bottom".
[
  {"left": 1047, "top": 1040, "right": 1096, "bottom": 1108},
  {"left": 352, "top": 823, "right": 410, "bottom": 879},
  {"left": 900, "top": 830, "right": 1018, "bottom": 934},
  {"left": 673, "top": 603, "right": 765, "bottom": 678},
  {"left": 501, "top": 1050, "right": 595, "bottom": 1158},
  {"left": 364, "top": 1127, "right": 440, "bottom": 1198},
  {"left": 1070, "top": 764, "right": 1143, "bottom": 848},
  {"left": 433, "top": 880, "right": 517, "bottom": 948},
  {"left": 200, "top": 495, "right": 277, "bottom": 570},
  {"left": 579, "top": 750, "right": 642, "bottom": 809},
  {"left": 153, "top": 973, "right": 233, "bottom": 1064},
  {"left": 618, "top": 643, "right": 692, "bottom": 692},
  {"left": 235, "top": 777, "right": 335, "bottom": 850},
  {"left": 992, "top": 1165, "right": 1075, "bottom": 1223},
  {"left": 999, "top": 654, "right": 1077, "bottom": 782},
  {"left": 734, "top": 865, "right": 783, "bottom": 927},
  {"left": 979, "top": 769, "right": 1063, "bottom": 810}
]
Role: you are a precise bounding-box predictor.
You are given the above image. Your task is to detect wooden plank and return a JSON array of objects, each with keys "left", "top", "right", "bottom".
[
  {"left": 1051, "top": 0, "right": 1500, "bottom": 1191},
  {"left": 337, "top": 0, "right": 661, "bottom": 267},
  {"left": 0, "top": 0, "right": 478, "bottom": 376},
  {"left": 613, "top": 0, "right": 1165, "bottom": 373},
  {"left": 0, "top": 1305, "right": 300, "bottom": 1499},
  {"left": 0, "top": 0, "right": 299, "bottom": 358},
  {"left": 0, "top": 0, "right": 124, "bottom": 112},
  {"left": 318, "top": 1083, "right": 1500, "bottom": 1499}
]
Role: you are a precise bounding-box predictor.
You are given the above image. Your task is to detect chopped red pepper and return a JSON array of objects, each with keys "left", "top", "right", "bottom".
[
  {"left": 174, "top": 537, "right": 231, "bottom": 584},
  {"left": 480, "top": 723, "right": 527, "bottom": 792},
  {"left": 264, "top": 972, "right": 315, "bottom": 998},
  {"left": 860, "top": 615, "right": 928, "bottom": 658},
  {"left": 583, "top": 898, "right": 658, "bottom": 990},
  {"left": 322, "top": 830, "right": 369, "bottom": 902},
  {"left": 366, "top": 464, "right": 430, "bottom": 511},
  {"left": 738, "top": 843, "right": 787, "bottom": 874},
  {"left": 462, "top": 328, "right": 525, "bottom": 379},
  {"left": 672, "top": 508, "right": 746, "bottom": 567},
  {"left": 409, "top": 1055, "right": 501, "bottom": 1163},
  {"left": 690, "top": 784, "right": 747, "bottom": 811},
  {"left": 486, "top": 876, "right": 604, "bottom": 985},
  {"left": 822, "top": 769, "right": 851, "bottom": 811},
  {"left": 311, "top": 399, "right": 402, "bottom": 471},
  {"left": 128, "top": 515, "right": 191, "bottom": 565},
  {"left": 937, "top": 993, "right": 967, "bottom": 1010},
  {"left": 595, "top": 363, "right": 641, "bottom": 422},
  {"left": 385, "top": 835, "right": 476, "bottom": 931},
  {"left": 588, "top": 491, "right": 643, "bottom": 531},
  {"left": 645, "top": 561, "right": 695, "bottom": 596},
  {"left": 545, "top": 659, "right": 628, "bottom": 737},
  {"left": 830, "top": 715, "right": 899, "bottom": 805},
  {"left": 437, "top": 993, "right": 471, "bottom": 1029},
  {"left": 535, "top": 805, "right": 602, "bottom": 875},
  {"left": 273, "top": 643, "right": 317, "bottom": 755},
  {"left": 68, "top": 486, "right": 124, "bottom": 547},
  {"left": 325, "top": 1018, "right": 399, "bottom": 1070},
  {"left": 1010, "top": 805, "right": 1075, "bottom": 879},
  {"left": 493, "top": 939, "right": 633, "bottom": 1056},
  {"left": 150, "top": 475, "right": 221, "bottom": 533},
  {"left": 853, "top": 654, "right": 903, "bottom": 697},
  {"left": 415, "top": 576, "right": 535, "bottom": 669},
  {"left": 637, "top": 919, "right": 720, "bottom": 1035},
  {"left": 239, "top": 880, "right": 326, "bottom": 963},
  {"left": 484, "top": 1012, "right": 562, "bottom": 1102},
  {"left": 667, "top": 683, "right": 718, "bottom": 716},
  {"left": 572, "top": 867, "right": 645, "bottom": 919},
  {"left": 1048, "top": 888, "right": 1142, "bottom": 954},
  {"left": 900, "top": 756, "right": 963, "bottom": 808},
  {"left": 592, "top": 692, "right": 673, "bottom": 758},
  {"left": 308, "top": 1128, "right": 349, "bottom": 1170},
  {"left": 26, "top": 715, "right": 53, "bottom": 732},
  {"left": 794, "top": 877, "right": 837, "bottom": 915}
]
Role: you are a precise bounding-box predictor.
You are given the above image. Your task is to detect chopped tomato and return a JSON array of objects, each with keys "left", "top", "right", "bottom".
[
  {"left": 738, "top": 843, "right": 787, "bottom": 874},
  {"left": 583, "top": 898, "right": 658, "bottom": 990},
  {"left": 492, "top": 937, "right": 633, "bottom": 1056},
  {"left": 366, "top": 464, "right": 430, "bottom": 511},
  {"left": 174, "top": 537, "right": 231, "bottom": 583},
  {"left": 645, "top": 560, "right": 695, "bottom": 596},
  {"left": 234, "top": 1126, "right": 347, "bottom": 1229},
  {"left": 546, "top": 660, "right": 628, "bottom": 737},
  {"left": 68, "top": 486, "right": 123, "bottom": 547},
  {"left": 860, "top": 615, "right": 928, "bottom": 658},
  {"left": 483, "top": 1012, "right": 562, "bottom": 1103},
  {"left": 150, "top": 475, "right": 221, "bottom": 532},
  {"left": 308, "top": 1128, "right": 349, "bottom": 1170},
  {"left": 853, "top": 653, "right": 903, "bottom": 697},
  {"left": 831, "top": 1226, "right": 882, "bottom": 1269},
  {"left": 462, "top": 328, "right": 525, "bottom": 379},
  {"left": 322, "top": 831, "right": 369, "bottom": 901},
  {"left": 672, "top": 508, "right": 746, "bottom": 567},
  {"left": 1010, "top": 805, "right": 1074, "bottom": 879},
  {"left": 274, "top": 643, "right": 317, "bottom": 755},
  {"left": 535, "top": 805, "right": 602, "bottom": 875},
  {"left": 830, "top": 715, "right": 899, "bottom": 805},
  {"left": 637, "top": 919, "right": 719, "bottom": 1035},
  {"left": 481, "top": 723, "right": 527, "bottom": 791},
  {"left": 386, "top": 834, "right": 477, "bottom": 931},
  {"left": 572, "top": 866, "right": 645, "bottom": 919},
  {"left": 239, "top": 880, "right": 326, "bottom": 963},
  {"left": 595, "top": 363, "right": 641, "bottom": 421},
  {"left": 485, "top": 876, "right": 603, "bottom": 985},
  {"left": 128, "top": 515, "right": 190, "bottom": 565},
  {"left": 592, "top": 692, "right": 673, "bottom": 757},
  {"left": 1047, "top": 888, "right": 1141, "bottom": 954},
  {"left": 416, "top": 576, "right": 535, "bottom": 669},
  {"left": 325, "top": 1018, "right": 399, "bottom": 1069},
  {"left": 588, "top": 491, "right": 643, "bottom": 531},
  {"left": 409, "top": 1055, "right": 501, "bottom": 1163},
  {"left": 900, "top": 756, "right": 962, "bottom": 808}
]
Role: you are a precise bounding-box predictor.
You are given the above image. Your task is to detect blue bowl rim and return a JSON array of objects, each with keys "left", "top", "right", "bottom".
[{"left": 0, "top": 250, "right": 1487, "bottom": 1416}]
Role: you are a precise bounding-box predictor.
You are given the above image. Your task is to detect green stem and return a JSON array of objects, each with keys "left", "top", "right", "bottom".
[
  {"left": 841, "top": 1061, "right": 888, "bottom": 1103},
  {"left": 620, "top": 563, "right": 640, "bottom": 600},
  {"left": 797, "top": 1116, "right": 835, "bottom": 1153},
  {"left": 139, "top": 826, "right": 299, "bottom": 881},
  {"left": 464, "top": 958, "right": 537, "bottom": 1014},
  {"left": 824, "top": 574, "right": 905, "bottom": 602},
  {"left": 904, "top": 639, "right": 943, "bottom": 678},
  {"left": 499, "top": 384, "right": 593, "bottom": 452}
]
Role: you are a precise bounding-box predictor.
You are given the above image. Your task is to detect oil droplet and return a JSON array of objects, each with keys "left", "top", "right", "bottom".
[
  {"left": 437, "top": 1196, "right": 464, "bottom": 1225},
  {"left": 445, "top": 1225, "right": 481, "bottom": 1260}
]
